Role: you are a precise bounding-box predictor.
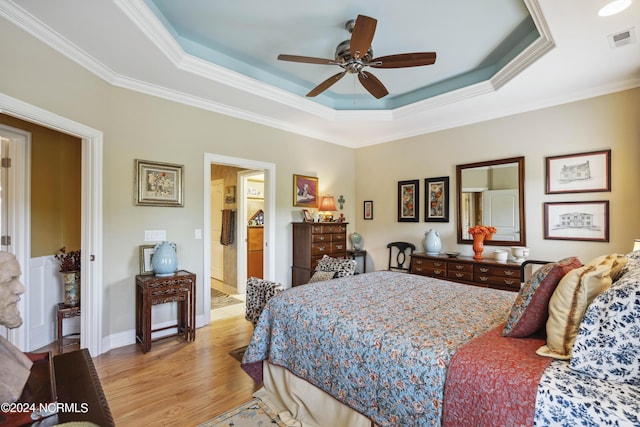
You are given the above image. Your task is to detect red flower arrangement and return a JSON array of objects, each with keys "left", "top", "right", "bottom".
[
  {"left": 468, "top": 225, "right": 497, "bottom": 236},
  {"left": 54, "top": 247, "right": 81, "bottom": 272}
]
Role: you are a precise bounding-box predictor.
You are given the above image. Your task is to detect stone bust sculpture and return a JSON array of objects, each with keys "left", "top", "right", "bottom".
[{"left": 0, "top": 251, "right": 32, "bottom": 403}]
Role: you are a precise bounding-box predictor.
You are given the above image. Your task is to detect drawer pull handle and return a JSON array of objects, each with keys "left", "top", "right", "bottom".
[
  {"left": 504, "top": 280, "right": 515, "bottom": 285},
  {"left": 335, "top": 245, "right": 344, "bottom": 250},
  {"left": 434, "top": 269, "right": 443, "bottom": 274},
  {"left": 434, "top": 262, "right": 443, "bottom": 267},
  {"left": 455, "top": 265, "right": 464, "bottom": 270},
  {"left": 318, "top": 246, "right": 326, "bottom": 251},
  {"left": 480, "top": 267, "right": 489, "bottom": 273},
  {"left": 504, "top": 271, "right": 514, "bottom": 276},
  {"left": 455, "top": 273, "right": 464, "bottom": 278},
  {"left": 415, "top": 267, "right": 423, "bottom": 272},
  {"left": 479, "top": 276, "right": 489, "bottom": 281},
  {"left": 318, "top": 236, "right": 325, "bottom": 241}
]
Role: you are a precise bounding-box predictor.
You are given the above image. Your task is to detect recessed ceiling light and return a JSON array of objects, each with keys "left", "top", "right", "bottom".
[{"left": 598, "top": 0, "right": 632, "bottom": 16}]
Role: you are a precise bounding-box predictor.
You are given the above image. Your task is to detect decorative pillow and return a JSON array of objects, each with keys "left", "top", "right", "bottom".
[
  {"left": 308, "top": 270, "right": 337, "bottom": 283},
  {"left": 569, "top": 267, "right": 640, "bottom": 385},
  {"left": 315, "top": 255, "right": 357, "bottom": 278},
  {"left": 536, "top": 254, "right": 625, "bottom": 359},
  {"left": 502, "top": 257, "right": 582, "bottom": 337},
  {"left": 245, "top": 277, "right": 284, "bottom": 327}
]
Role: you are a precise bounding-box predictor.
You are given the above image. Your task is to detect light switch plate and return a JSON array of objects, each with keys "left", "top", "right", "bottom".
[{"left": 195, "top": 229, "right": 202, "bottom": 240}]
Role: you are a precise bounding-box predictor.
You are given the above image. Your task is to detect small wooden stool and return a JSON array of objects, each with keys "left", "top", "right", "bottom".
[{"left": 57, "top": 302, "right": 81, "bottom": 353}]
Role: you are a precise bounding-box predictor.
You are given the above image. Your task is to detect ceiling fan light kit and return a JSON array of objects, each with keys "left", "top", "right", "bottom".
[{"left": 277, "top": 15, "right": 437, "bottom": 99}]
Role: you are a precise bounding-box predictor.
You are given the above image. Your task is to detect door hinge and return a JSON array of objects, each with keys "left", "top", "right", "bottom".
[
  {"left": 1, "top": 158, "right": 11, "bottom": 168},
  {"left": 1, "top": 236, "right": 11, "bottom": 245}
]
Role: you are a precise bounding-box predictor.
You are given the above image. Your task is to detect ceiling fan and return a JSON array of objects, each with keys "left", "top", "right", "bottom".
[{"left": 277, "top": 15, "right": 437, "bottom": 99}]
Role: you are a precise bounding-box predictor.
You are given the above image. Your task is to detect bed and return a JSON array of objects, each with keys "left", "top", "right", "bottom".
[{"left": 241, "top": 253, "right": 640, "bottom": 426}]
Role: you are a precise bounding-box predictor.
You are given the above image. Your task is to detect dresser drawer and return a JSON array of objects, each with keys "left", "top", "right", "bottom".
[
  {"left": 447, "top": 270, "right": 473, "bottom": 282},
  {"left": 330, "top": 242, "right": 346, "bottom": 253},
  {"left": 331, "top": 233, "right": 346, "bottom": 243},
  {"left": 311, "top": 242, "right": 332, "bottom": 256},
  {"left": 475, "top": 274, "right": 520, "bottom": 290},
  {"left": 312, "top": 234, "right": 331, "bottom": 243},
  {"left": 474, "top": 265, "right": 520, "bottom": 279}
]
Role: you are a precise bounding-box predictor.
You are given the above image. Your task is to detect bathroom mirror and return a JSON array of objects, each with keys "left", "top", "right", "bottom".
[{"left": 456, "top": 156, "right": 526, "bottom": 246}]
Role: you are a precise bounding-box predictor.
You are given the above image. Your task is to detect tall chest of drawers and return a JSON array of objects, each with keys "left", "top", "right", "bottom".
[
  {"left": 292, "top": 222, "right": 348, "bottom": 286},
  {"left": 410, "top": 252, "right": 522, "bottom": 292}
]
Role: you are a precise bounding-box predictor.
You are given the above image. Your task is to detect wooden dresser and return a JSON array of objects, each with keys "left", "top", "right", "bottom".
[
  {"left": 292, "top": 222, "right": 348, "bottom": 286},
  {"left": 410, "top": 252, "right": 522, "bottom": 292}
]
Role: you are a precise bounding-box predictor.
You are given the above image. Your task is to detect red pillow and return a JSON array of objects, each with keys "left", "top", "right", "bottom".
[{"left": 502, "top": 257, "right": 582, "bottom": 337}]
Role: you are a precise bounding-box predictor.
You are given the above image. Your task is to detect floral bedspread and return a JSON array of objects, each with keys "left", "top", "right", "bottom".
[{"left": 242, "top": 271, "right": 515, "bottom": 426}]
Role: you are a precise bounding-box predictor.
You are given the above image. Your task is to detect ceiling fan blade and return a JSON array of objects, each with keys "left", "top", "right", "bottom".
[
  {"left": 358, "top": 71, "right": 389, "bottom": 99},
  {"left": 370, "top": 52, "right": 437, "bottom": 69},
  {"left": 277, "top": 54, "right": 336, "bottom": 65},
  {"left": 306, "top": 71, "right": 347, "bottom": 97},
  {"left": 350, "top": 15, "right": 377, "bottom": 60}
]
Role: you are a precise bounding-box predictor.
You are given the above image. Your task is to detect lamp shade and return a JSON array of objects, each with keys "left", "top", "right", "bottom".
[
  {"left": 319, "top": 196, "right": 337, "bottom": 212},
  {"left": 634, "top": 239, "right": 640, "bottom": 252}
]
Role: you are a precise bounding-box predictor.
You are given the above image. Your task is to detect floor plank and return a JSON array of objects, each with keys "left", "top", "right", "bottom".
[{"left": 93, "top": 313, "right": 257, "bottom": 426}]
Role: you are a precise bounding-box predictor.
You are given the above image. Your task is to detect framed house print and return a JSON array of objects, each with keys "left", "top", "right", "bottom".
[
  {"left": 135, "top": 159, "right": 184, "bottom": 207},
  {"left": 544, "top": 201, "right": 609, "bottom": 242},
  {"left": 545, "top": 149, "right": 611, "bottom": 194},
  {"left": 364, "top": 200, "right": 373, "bottom": 220},
  {"left": 398, "top": 180, "right": 419, "bottom": 222},
  {"left": 293, "top": 174, "right": 318, "bottom": 207},
  {"left": 425, "top": 176, "right": 449, "bottom": 222}
]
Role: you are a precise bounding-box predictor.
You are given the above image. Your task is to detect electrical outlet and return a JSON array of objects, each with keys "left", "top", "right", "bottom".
[
  {"left": 144, "top": 230, "right": 166, "bottom": 242},
  {"left": 195, "top": 229, "right": 202, "bottom": 240}
]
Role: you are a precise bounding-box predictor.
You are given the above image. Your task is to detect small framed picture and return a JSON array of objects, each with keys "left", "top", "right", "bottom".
[
  {"left": 398, "top": 180, "right": 419, "bottom": 222},
  {"left": 224, "top": 185, "right": 236, "bottom": 203},
  {"left": 424, "top": 176, "right": 449, "bottom": 222},
  {"left": 293, "top": 174, "right": 318, "bottom": 207},
  {"left": 364, "top": 200, "right": 373, "bottom": 220},
  {"left": 301, "top": 209, "right": 312, "bottom": 222},
  {"left": 544, "top": 201, "right": 609, "bottom": 242},
  {"left": 139, "top": 245, "right": 156, "bottom": 275},
  {"left": 135, "top": 159, "right": 184, "bottom": 207},
  {"left": 545, "top": 149, "right": 611, "bottom": 194}
]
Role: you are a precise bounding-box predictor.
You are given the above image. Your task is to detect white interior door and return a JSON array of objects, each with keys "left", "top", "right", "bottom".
[
  {"left": 210, "top": 179, "right": 224, "bottom": 281},
  {"left": 482, "top": 189, "right": 520, "bottom": 241}
]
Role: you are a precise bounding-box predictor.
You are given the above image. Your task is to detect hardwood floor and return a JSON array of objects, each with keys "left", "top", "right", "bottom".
[{"left": 92, "top": 313, "right": 258, "bottom": 426}]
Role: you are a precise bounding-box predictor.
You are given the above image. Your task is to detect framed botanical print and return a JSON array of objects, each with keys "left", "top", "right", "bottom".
[
  {"left": 545, "top": 149, "right": 611, "bottom": 194},
  {"left": 424, "top": 176, "right": 449, "bottom": 222},
  {"left": 364, "top": 200, "right": 373, "bottom": 220},
  {"left": 544, "top": 200, "right": 609, "bottom": 242},
  {"left": 135, "top": 159, "right": 184, "bottom": 207},
  {"left": 293, "top": 174, "right": 318, "bottom": 207},
  {"left": 398, "top": 179, "right": 419, "bottom": 222}
]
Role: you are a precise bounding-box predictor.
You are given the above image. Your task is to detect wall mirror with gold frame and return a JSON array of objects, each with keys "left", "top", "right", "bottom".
[{"left": 456, "top": 156, "right": 526, "bottom": 246}]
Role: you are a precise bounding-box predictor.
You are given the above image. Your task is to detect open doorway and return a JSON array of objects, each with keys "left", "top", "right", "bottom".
[
  {"left": 0, "top": 94, "right": 103, "bottom": 356},
  {"left": 202, "top": 153, "right": 275, "bottom": 326}
]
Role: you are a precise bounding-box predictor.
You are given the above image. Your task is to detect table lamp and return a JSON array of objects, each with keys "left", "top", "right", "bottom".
[{"left": 319, "top": 195, "right": 337, "bottom": 222}]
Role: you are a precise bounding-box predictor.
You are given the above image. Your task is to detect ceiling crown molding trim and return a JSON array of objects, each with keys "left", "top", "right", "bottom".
[
  {"left": 491, "top": 0, "right": 555, "bottom": 90},
  {"left": 0, "top": 0, "right": 117, "bottom": 84}
]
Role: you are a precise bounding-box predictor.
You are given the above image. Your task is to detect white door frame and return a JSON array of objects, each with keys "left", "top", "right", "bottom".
[
  {"left": 202, "top": 153, "right": 275, "bottom": 325},
  {"left": 0, "top": 93, "right": 104, "bottom": 355}
]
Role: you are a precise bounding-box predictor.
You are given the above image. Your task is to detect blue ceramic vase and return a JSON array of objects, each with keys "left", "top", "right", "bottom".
[{"left": 152, "top": 241, "right": 178, "bottom": 276}]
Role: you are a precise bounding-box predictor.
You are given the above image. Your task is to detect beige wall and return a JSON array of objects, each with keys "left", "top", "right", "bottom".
[
  {"left": 0, "top": 17, "right": 356, "bottom": 337},
  {"left": 0, "top": 114, "right": 81, "bottom": 257},
  {"left": 1, "top": 16, "right": 639, "bottom": 345},
  {"left": 354, "top": 88, "right": 640, "bottom": 270}
]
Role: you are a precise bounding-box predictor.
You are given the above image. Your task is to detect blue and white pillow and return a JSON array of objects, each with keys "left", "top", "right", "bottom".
[{"left": 569, "top": 254, "right": 640, "bottom": 385}]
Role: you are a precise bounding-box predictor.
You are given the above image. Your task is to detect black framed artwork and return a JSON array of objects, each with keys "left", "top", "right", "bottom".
[
  {"left": 398, "top": 180, "right": 419, "bottom": 222},
  {"left": 424, "top": 176, "right": 449, "bottom": 222}
]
